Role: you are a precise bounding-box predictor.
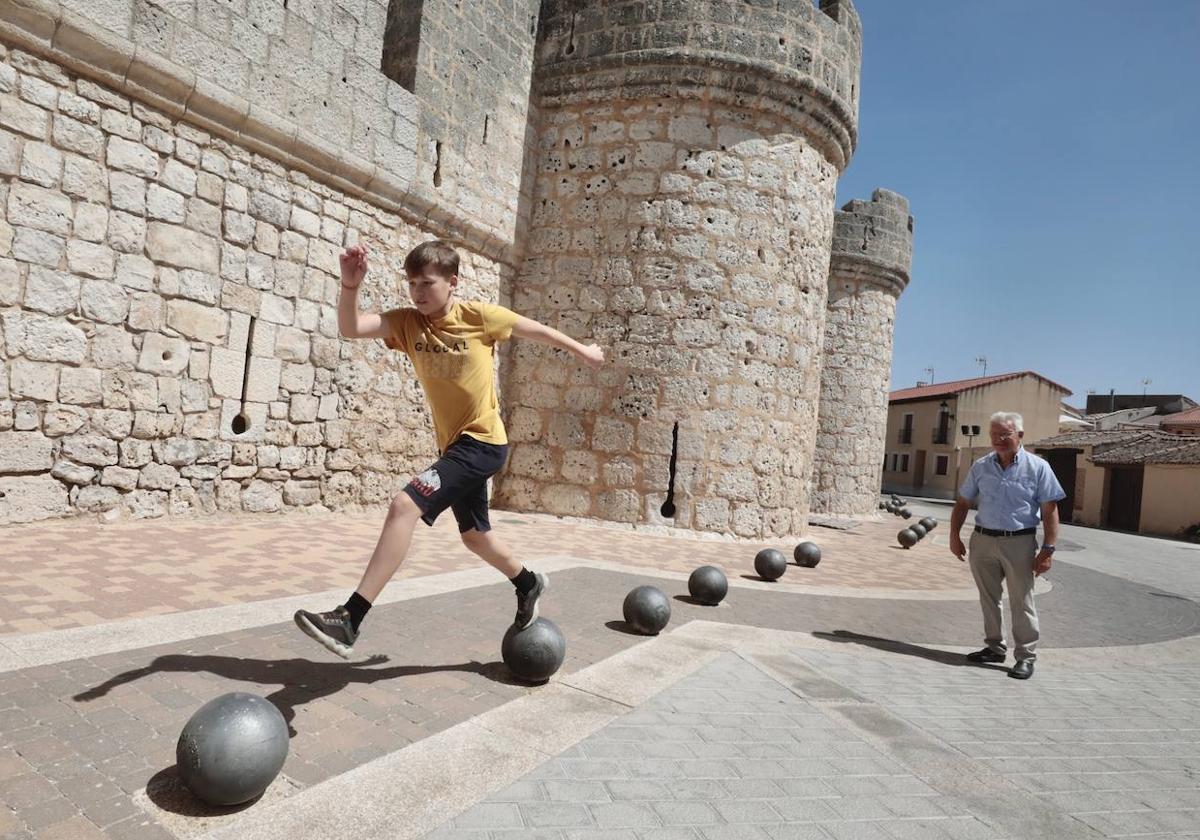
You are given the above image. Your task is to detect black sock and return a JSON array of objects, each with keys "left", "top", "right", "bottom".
[
  {"left": 343, "top": 592, "right": 372, "bottom": 633},
  {"left": 510, "top": 567, "right": 536, "bottom": 595}
]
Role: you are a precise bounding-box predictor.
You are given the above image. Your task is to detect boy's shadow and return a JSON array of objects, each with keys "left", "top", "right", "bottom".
[
  {"left": 73, "top": 653, "right": 518, "bottom": 737},
  {"left": 812, "top": 630, "right": 1010, "bottom": 672}
]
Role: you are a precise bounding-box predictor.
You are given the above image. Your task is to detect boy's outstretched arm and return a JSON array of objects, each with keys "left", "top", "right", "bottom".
[
  {"left": 338, "top": 243, "right": 391, "bottom": 340},
  {"left": 511, "top": 316, "right": 605, "bottom": 368}
]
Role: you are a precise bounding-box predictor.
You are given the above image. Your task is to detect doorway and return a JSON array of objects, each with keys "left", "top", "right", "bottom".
[
  {"left": 1106, "top": 466, "right": 1144, "bottom": 532},
  {"left": 1042, "top": 448, "right": 1080, "bottom": 523}
]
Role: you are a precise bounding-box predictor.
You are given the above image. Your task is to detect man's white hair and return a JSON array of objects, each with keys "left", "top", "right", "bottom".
[{"left": 989, "top": 411, "right": 1024, "bottom": 432}]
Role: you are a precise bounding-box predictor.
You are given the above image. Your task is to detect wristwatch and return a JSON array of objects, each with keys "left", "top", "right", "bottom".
[{"left": 1042, "top": 544, "right": 1056, "bottom": 554}]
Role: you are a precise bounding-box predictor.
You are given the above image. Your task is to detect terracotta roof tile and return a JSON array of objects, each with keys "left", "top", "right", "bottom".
[{"left": 890, "top": 371, "right": 1071, "bottom": 403}]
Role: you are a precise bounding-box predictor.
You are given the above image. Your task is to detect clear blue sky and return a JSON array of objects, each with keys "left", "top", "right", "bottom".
[{"left": 835, "top": 1, "right": 1200, "bottom": 406}]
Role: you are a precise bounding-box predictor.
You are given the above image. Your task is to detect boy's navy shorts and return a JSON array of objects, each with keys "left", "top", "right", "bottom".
[{"left": 402, "top": 435, "right": 509, "bottom": 533}]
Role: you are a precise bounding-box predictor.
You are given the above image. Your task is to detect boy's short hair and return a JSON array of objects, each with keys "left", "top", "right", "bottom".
[{"left": 404, "top": 240, "right": 459, "bottom": 277}]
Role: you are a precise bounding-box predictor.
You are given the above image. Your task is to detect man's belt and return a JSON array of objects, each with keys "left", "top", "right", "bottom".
[{"left": 974, "top": 525, "right": 1037, "bottom": 537}]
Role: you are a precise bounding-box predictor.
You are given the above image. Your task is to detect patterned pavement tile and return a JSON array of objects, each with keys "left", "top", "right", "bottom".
[{"left": 0, "top": 508, "right": 962, "bottom": 634}]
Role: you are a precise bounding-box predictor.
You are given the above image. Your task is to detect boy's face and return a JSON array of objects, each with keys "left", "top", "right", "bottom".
[{"left": 406, "top": 266, "right": 457, "bottom": 318}]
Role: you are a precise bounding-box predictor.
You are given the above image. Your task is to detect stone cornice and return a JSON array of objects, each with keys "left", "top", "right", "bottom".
[
  {"left": 828, "top": 253, "right": 909, "bottom": 298},
  {"left": 536, "top": 49, "right": 856, "bottom": 171}
]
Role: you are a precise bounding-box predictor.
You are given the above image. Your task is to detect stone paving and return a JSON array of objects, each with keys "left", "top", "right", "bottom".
[
  {"left": 1, "top": 508, "right": 1199, "bottom": 839},
  {"left": 0, "top": 508, "right": 964, "bottom": 634}
]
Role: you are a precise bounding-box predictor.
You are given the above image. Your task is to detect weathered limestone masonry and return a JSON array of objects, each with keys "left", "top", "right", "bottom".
[
  {"left": 0, "top": 0, "right": 905, "bottom": 533},
  {"left": 493, "top": 0, "right": 863, "bottom": 539},
  {"left": 810, "top": 188, "right": 913, "bottom": 516},
  {"left": 0, "top": 0, "right": 540, "bottom": 525}
]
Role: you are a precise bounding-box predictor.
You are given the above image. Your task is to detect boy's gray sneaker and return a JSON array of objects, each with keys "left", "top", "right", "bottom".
[
  {"left": 294, "top": 605, "right": 356, "bottom": 658},
  {"left": 514, "top": 572, "right": 548, "bottom": 629}
]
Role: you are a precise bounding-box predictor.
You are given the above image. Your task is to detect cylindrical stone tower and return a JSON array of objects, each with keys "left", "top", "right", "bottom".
[
  {"left": 810, "top": 189, "right": 913, "bottom": 516},
  {"left": 494, "top": 0, "right": 863, "bottom": 538}
]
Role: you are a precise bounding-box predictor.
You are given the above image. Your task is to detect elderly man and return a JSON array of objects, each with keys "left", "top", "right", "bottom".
[{"left": 950, "top": 411, "right": 1065, "bottom": 679}]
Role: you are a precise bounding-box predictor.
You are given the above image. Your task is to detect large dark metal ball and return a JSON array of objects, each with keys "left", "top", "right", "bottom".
[
  {"left": 622, "top": 586, "right": 671, "bottom": 635},
  {"left": 898, "top": 528, "right": 919, "bottom": 549},
  {"left": 793, "top": 541, "right": 822, "bottom": 568},
  {"left": 688, "top": 565, "right": 728, "bottom": 606},
  {"left": 502, "top": 617, "right": 567, "bottom": 684},
  {"left": 920, "top": 517, "right": 938, "bottom": 531},
  {"left": 176, "top": 692, "right": 289, "bottom": 806},
  {"left": 900, "top": 509, "right": 913, "bottom": 519},
  {"left": 754, "top": 549, "right": 787, "bottom": 581},
  {"left": 910, "top": 523, "right": 927, "bottom": 540}
]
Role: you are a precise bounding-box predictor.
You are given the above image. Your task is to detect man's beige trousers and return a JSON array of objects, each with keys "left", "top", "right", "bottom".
[{"left": 967, "top": 531, "right": 1040, "bottom": 661}]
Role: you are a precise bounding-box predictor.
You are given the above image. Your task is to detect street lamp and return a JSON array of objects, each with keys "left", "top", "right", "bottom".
[{"left": 955, "top": 423, "right": 982, "bottom": 493}]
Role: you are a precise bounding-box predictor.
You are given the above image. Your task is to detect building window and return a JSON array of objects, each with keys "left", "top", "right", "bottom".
[
  {"left": 381, "top": 0, "right": 424, "bottom": 94},
  {"left": 935, "top": 455, "right": 949, "bottom": 476},
  {"left": 900, "top": 454, "right": 910, "bottom": 473},
  {"left": 933, "top": 409, "right": 951, "bottom": 444},
  {"left": 898, "top": 413, "right": 913, "bottom": 444}
]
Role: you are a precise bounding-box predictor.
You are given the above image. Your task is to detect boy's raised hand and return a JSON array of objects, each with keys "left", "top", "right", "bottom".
[
  {"left": 580, "top": 343, "right": 605, "bottom": 369},
  {"left": 339, "top": 243, "right": 369, "bottom": 288}
]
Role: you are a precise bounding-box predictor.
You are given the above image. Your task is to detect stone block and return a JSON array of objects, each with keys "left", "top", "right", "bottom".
[
  {"left": 80, "top": 280, "right": 130, "bottom": 323},
  {"left": 0, "top": 431, "right": 53, "bottom": 472},
  {"left": 101, "top": 465, "right": 139, "bottom": 490},
  {"left": 92, "top": 407, "right": 132, "bottom": 439},
  {"left": 245, "top": 356, "right": 282, "bottom": 403},
  {"left": 107, "top": 135, "right": 160, "bottom": 177},
  {"left": 242, "top": 478, "right": 282, "bottom": 512},
  {"left": 10, "top": 359, "right": 59, "bottom": 400},
  {"left": 19, "top": 141, "right": 62, "bottom": 187},
  {"left": 166, "top": 299, "right": 228, "bottom": 344},
  {"left": 137, "top": 333, "right": 190, "bottom": 376},
  {"left": 61, "top": 433, "right": 119, "bottom": 466},
  {"left": 0, "top": 475, "right": 70, "bottom": 524},
  {"left": 59, "top": 367, "right": 103, "bottom": 404},
  {"left": 61, "top": 154, "right": 108, "bottom": 201},
  {"left": 146, "top": 222, "right": 220, "bottom": 272},
  {"left": 11, "top": 227, "right": 65, "bottom": 267},
  {"left": 24, "top": 265, "right": 81, "bottom": 314},
  {"left": 51, "top": 459, "right": 96, "bottom": 485},
  {"left": 8, "top": 182, "right": 72, "bottom": 235},
  {"left": 42, "top": 404, "right": 88, "bottom": 436},
  {"left": 139, "top": 462, "right": 180, "bottom": 490}
]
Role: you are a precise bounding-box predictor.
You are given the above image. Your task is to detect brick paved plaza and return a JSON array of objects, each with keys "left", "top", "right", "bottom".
[{"left": 3, "top": 505, "right": 1200, "bottom": 839}]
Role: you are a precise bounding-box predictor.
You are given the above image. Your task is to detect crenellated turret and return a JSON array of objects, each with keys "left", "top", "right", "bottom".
[
  {"left": 811, "top": 188, "right": 914, "bottom": 516},
  {"left": 493, "top": 0, "right": 864, "bottom": 539}
]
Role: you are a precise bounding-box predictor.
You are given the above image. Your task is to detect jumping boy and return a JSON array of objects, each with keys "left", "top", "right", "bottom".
[{"left": 294, "top": 239, "right": 604, "bottom": 658}]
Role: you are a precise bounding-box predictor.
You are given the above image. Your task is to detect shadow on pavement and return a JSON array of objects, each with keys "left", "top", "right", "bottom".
[
  {"left": 71, "top": 653, "right": 516, "bottom": 737},
  {"left": 604, "top": 619, "right": 653, "bottom": 637},
  {"left": 813, "top": 629, "right": 1010, "bottom": 672}
]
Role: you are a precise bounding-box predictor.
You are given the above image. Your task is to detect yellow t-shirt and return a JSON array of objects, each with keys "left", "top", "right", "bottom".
[{"left": 381, "top": 301, "right": 519, "bottom": 453}]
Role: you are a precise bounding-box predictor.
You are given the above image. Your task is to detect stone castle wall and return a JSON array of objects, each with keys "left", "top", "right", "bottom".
[
  {"left": 0, "top": 44, "right": 505, "bottom": 524},
  {"left": 491, "top": 0, "right": 863, "bottom": 539},
  {"left": 0, "top": 0, "right": 913, "bottom": 531},
  {"left": 810, "top": 188, "right": 913, "bottom": 516},
  {"left": 8, "top": 0, "right": 542, "bottom": 259}
]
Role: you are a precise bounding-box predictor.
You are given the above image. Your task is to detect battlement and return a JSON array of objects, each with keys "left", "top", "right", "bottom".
[
  {"left": 533, "top": 0, "right": 862, "bottom": 170},
  {"left": 829, "top": 188, "right": 913, "bottom": 295}
]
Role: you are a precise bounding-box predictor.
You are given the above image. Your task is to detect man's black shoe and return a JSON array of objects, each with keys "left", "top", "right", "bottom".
[
  {"left": 1009, "top": 659, "right": 1034, "bottom": 680},
  {"left": 965, "top": 648, "right": 1006, "bottom": 664}
]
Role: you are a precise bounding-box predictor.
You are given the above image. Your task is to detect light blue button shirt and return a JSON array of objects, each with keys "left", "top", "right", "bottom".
[{"left": 959, "top": 448, "right": 1066, "bottom": 531}]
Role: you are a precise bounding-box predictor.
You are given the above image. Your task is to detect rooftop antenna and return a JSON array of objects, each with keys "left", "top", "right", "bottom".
[
  {"left": 974, "top": 355, "right": 987, "bottom": 376},
  {"left": 1141, "top": 377, "right": 1152, "bottom": 408},
  {"left": 923, "top": 366, "right": 934, "bottom": 384}
]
